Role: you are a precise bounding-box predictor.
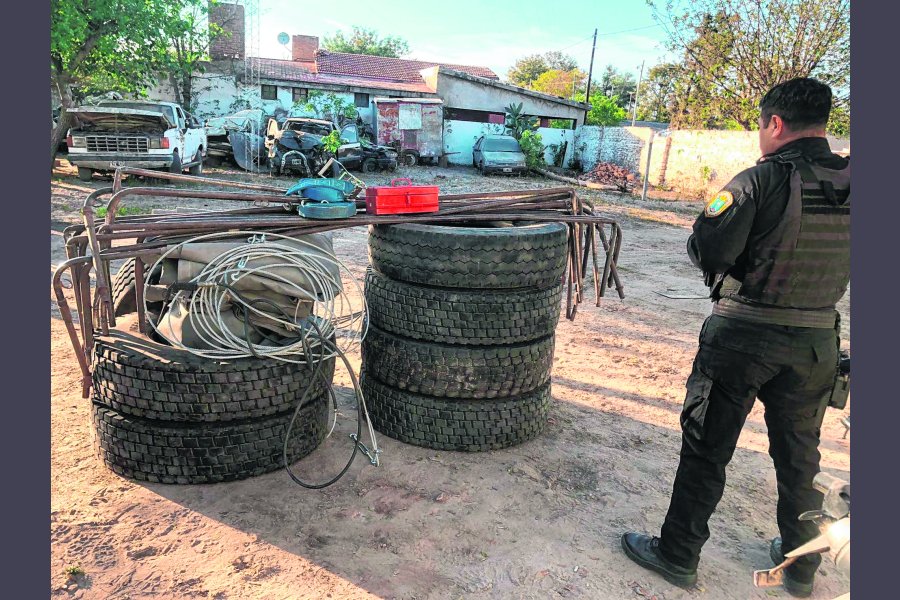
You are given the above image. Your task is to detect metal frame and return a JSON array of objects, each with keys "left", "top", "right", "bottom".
[{"left": 53, "top": 167, "right": 624, "bottom": 397}]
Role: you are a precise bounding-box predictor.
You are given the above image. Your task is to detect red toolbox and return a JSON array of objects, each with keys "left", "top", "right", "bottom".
[{"left": 365, "top": 178, "right": 440, "bottom": 215}]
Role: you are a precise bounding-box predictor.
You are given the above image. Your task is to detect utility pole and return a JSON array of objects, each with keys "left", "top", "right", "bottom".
[
  {"left": 584, "top": 28, "right": 598, "bottom": 105},
  {"left": 631, "top": 60, "right": 645, "bottom": 126}
]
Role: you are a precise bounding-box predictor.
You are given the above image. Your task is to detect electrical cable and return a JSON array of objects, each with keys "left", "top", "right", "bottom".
[{"left": 142, "top": 230, "right": 377, "bottom": 489}]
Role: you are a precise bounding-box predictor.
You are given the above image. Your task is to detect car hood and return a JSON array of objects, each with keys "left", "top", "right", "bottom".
[
  {"left": 482, "top": 150, "right": 526, "bottom": 164},
  {"left": 68, "top": 107, "right": 174, "bottom": 133}
]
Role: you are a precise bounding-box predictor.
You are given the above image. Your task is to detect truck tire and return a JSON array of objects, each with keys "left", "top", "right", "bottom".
[
  {"left": 364, "top": 269, "right": 562, "bottom": 345},
  {"left": 368, "top": 222, "right": 568, "bottom": 290},
  {"left": 361, "top": 375, "right": 551, "bottom": 452},
  {"left": 401, "top": 151, "right": 418, "bottom": 167},
  {"left": 109, "top": 258, "right": 166, "bottom": 317},
  {"left": 91, "top": 323, "right": 336, "bottom": 422},
  {"left": 189, "top": 150, "right": 203, "bottom": 175},
  {"left": 169, "top": 150, "right": 182, "bottom": 174},
  {"left": 362, "top": 158, "right": 378, "bottom": 173},
  {"left": 92, "top": 394, "right": 329, "bottom": 484},
  {"left": 362, "top": 326, "right": 553, "bottom": 399},
  {"left": 78, "top": 167, "right": 93, "bottom": 182}
]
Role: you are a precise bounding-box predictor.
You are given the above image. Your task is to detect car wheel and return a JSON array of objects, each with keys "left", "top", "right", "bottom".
[
  {"left": 362, "top": 158, "right": 378, "bottom": 173},
  {"left": 169, "top": 150, "right": 182, "bottom": 174},
  {"left": 402, "top": 152, "right": 417, "bottom": 167},
  {"left": 77, "top": 167, "right": 93, "bottom": 182},
  {"left": 188, "top": 150, "right": 203, "bottom": 176},
  {"left": 479, "top": 161, "right": 488, "bottom": 175}
]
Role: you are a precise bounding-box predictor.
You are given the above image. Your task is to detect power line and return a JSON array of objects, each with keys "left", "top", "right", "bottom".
[{"left": 597, "top": 24, "right": 662, "bottom": 36}]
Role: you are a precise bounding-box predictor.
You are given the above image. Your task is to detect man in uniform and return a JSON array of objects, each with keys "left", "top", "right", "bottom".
[{"left": 620, "top": 77, "right": 850, "bottom": 598}]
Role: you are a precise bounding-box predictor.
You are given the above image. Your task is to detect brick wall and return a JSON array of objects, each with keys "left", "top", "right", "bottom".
[
  {"left": 292, "top": 35, "right": 319, "bottom": 62},
  {"left": 576, "top": 125, "right": 851, "bottom": 198},
  {"left": 209, "top": 2, "right": 244, "bottom": 60},
  {"left": 574, "top": 126, "right": 652, "bottom": 174}
]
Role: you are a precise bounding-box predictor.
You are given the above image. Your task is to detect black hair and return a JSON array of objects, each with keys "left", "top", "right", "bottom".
[{"left": 759, "top": 78, "right": 832, "bottom": 130}]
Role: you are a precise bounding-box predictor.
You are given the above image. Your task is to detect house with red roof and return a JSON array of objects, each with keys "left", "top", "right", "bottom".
[{"left": 149, "top": 1, "right": 588, "bottom": 166}]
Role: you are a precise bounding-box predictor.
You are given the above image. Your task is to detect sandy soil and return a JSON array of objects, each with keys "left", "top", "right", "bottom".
[{"left": 51, "top": 160, "right": 850, "bottom": 599}]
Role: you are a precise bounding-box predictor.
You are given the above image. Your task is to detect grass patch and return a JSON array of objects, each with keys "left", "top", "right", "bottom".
[
  {"left": 96, "top": 206, "right": 151, "bottom": 218},
  {"left": 64, "top": 565, "right": 85, "bottom": 578}
]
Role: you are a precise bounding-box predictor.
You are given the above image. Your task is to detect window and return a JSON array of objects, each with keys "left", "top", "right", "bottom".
[
  {"left": 261, "top": 84, "right": 277, "bottom": 100},
  {"left": 340, "top": 125, "right": 359, "bottom": 144},
  {"left": 292, "top": 87, "right": 308, "bottom": 104},
  {"left": 354, "top": 93, "right": 369, "bottom": 108}
]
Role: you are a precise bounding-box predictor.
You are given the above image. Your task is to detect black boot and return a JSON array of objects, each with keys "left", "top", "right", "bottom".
[
  {"left": 621, "top": 533, "right": 698, "bottom": 588},
  {"left": 770, "top": 537, "right": 815, "bottom": 598}
]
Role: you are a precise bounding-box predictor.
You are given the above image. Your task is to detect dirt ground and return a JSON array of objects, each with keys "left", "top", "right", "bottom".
[{"left": 50, "top": 160, "right": 850, "bottom": 599}]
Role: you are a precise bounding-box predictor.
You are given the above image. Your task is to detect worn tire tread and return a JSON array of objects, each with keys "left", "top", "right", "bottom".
[
  {"left": 362, "top": 326, "right": 553, "bottom": 399},
  {"left": 92, "top": 397, "right": 328, "bottom": 484},
  {"left": 368, "top": 223, "right": 568, "bottom": 289},
  {"left": 91, "top": 329, "right": 335, "bottom": 422},
  {"left": 362, "top": 375, "right": 551, "bottom": 452},
  {"left": 364, "top": 269, "right": 562, "bottom": 345}
]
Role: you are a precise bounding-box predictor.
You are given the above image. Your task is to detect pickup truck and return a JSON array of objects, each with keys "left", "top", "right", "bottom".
[{"left": 66, "top": 100, "right": 207, "bottom": 181}]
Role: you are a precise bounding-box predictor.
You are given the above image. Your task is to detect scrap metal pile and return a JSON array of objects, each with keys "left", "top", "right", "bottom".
[
  {"left": 53, "top": 167, "right": 624, "bottom": 485},
  {"left": 580, "top": 161, "right": 639, "bottom": 192}
]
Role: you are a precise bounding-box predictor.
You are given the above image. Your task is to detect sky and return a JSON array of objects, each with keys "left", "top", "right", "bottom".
[{"left": 245, "top": 0, "right": 673, "bottom": 82}]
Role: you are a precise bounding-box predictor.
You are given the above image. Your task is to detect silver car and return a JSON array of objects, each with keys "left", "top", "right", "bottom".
[{"left": 472, "top": 135, "right": 528, "bottom": 175}]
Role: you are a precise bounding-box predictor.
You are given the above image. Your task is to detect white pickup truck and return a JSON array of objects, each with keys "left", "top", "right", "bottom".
[{"left": 66, "top": 100, "right": 207, "bottom": 181}]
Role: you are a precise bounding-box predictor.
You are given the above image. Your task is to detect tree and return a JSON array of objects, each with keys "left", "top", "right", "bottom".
[
  {"left": 532, "top": 69, "right": 587, "bottom": 99},
  {"left": 636, "top": 63, "right": 681, "bottom": 123},
  {"left": 647, "top": 0, "right": 850, "bottom": 133},
  {"left": 322, "top": 26, "right": 410, "bottom": 57},
  {"left": 576, "top": 91, "right": 627, "bottom": 126},
  {"left": 508, "top": 54, "right": 548, "bottom": 88},
  {"left": 504, "top": 103, "right": 538, "bottom": 140},
  {"left": 155, "top": 1, "right": 224, "bottom": 113},
  {"left": 598, "top": 66, "right": 637, "bottom": 110},
  {"left": 50, "top": 0, "right": 171, "bottom": 167},
  {"left": 507, "top": 51, "right": 579, "bottom": 88},
  {"left": 543, "top": 51, "right": 579, "bottom": 72}
]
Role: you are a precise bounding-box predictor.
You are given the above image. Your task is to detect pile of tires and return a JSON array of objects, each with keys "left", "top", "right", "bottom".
[
  {"left": 89, "top": 262, "right": 335, "bottom": 484},
  {"left": 361, "top": 222, "right": 568, "bottom": 451}
]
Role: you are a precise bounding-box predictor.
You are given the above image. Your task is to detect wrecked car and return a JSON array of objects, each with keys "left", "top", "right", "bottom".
[
  {"left": 266, "top": 118, "right": 370, "bottom": 176},
  {"left": 66, "top": 100, "right": 207, "bottom": 181},
  {"left": 204, "top": 109, "right": 268, "bottom": 171}
]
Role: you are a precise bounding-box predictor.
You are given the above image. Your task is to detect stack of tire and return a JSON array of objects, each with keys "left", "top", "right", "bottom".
[
  {"left": 88, "top": 259, "right": 335, "bottom": 484},
  {"left": 361, "top": 222, "right": 568, "bottom": 451}
]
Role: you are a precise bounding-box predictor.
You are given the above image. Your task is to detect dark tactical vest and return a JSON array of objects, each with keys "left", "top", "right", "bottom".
[{"left": 738, "top": 152, "right": 850, "bottom": 309}]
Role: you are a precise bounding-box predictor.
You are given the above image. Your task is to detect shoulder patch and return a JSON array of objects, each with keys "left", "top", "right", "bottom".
[{"left": 705, "top": 191, "right": 734, "bottom": 218}]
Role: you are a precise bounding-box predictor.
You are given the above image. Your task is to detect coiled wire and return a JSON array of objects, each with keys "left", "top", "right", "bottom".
[{"left": 142, "top": 231, "right": 378, "bottom": 488}]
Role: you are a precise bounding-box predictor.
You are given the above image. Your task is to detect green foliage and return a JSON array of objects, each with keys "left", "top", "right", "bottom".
[
  {"left": 322, "top": 26, "right": 410, "bottom": 57},
  {"left": 321, "top": 130, "right": 342, "bottom": 154},
  {"left": 504, "top": 103, "right": 538, "bottom": 140},
  {"left": 51, "top": 0, "right": 170, "bottom": 98},
  {"left": 154, "top": 1, "right": 222, "bottom": 110},
  {"left": 647, "top": 0, "right": 850, "bottom": 130},
  {"left": 507, "top": 51, "right": 579, "bottom": 88},
  {"left": 547, "top": 142, "right": 568, "bottom": 167},
  {"left": 295, "top": 91, "right": 357, "bottom": 123},
  {"left": 598, "top": 66, "right": 637, "bottom": 109},
  {"left": 549, "top": 119, "right": 573, "bottom": 129},
  {"left": 64, "top": 565, "right": 85, "bottom": 578},
  {"left": 519, "top": 130, "right": 545, "bottom": 169},
  {"left": 531, "top": 69, "right": 587, "bottom": 99},
  {"left": 828, "top": 101, "right": 850, "bottom": 136},
  {"left": 576, "top": 92, "right": 627, "bottom": 126},
  {"left": 635, "top": 63, "right": 680, "bottom": 123},
  {"left": 96, "top": 205, "right": 151, "bottom": 218}
]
